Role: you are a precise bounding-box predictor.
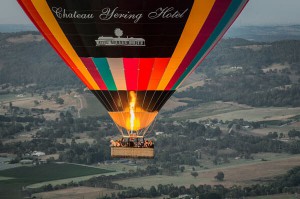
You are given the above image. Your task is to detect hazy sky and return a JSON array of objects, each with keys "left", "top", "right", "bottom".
[{"left": 0, "top": 0, "right": 300, "bottom": 26}]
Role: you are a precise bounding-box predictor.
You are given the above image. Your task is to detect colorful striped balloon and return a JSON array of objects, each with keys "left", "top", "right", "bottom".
[{"left": 18, "top": 0, "right": 248, "bottom": 136}]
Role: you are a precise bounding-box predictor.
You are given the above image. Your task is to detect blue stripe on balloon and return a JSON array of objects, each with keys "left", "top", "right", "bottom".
[{"left": 93, "top": 58, "right": 117, "bottom": 90}]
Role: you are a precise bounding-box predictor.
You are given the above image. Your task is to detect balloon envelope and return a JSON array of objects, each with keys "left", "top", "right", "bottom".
[{"left": 18, "top": 0, "right": 248, "bottom": 133}]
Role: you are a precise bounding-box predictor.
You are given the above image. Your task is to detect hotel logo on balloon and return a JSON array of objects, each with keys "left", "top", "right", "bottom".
[{"left": 95, "top": 28, "right": 146, "bottom": 47}]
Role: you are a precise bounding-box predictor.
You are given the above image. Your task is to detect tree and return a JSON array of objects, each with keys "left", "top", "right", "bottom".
[
  {"left": 42, "top": 94, "right": 48, "bottom": 100},
  {"left": 288, "top": 129, "right": 300, "bottom": 139},
  {"left": 169, "top": 190, "right": 179, "bottom": 198},
  {"left": 56, "top": 97, "right": 64, "bottom": 105},
  {"left": 180, "top": 166, "right": 185, "bottom": 173},
  {"left": 34, "top": 100, "right": 40, "bottom": 106},
  {"left": 149, "top": 186, "right": 158, "bottom": 197},
  {"left": 191, "top": 171, "right": 198, "bottom": 178},
  {"left": 215, "top": 171, "right": 225, "bottom": 181}
]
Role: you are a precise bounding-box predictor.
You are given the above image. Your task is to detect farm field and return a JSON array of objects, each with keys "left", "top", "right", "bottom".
[
  {"left": 33, "top": 187, "right": 119, "bottom": 199},
  {"left": 27, "top": 162, "right": 140, "bottom": 189},
  {"left": 0, "top": 92, "right": 76, "bottom": 110},
  {"left": 167, "top": 101, "right": 251, "bottom": 120},
  {"left": 0, "top": 93, "right": 25, "bottom": 103},
  {"left": 32, "top": 187, "right": 168, "bottom": 199},
  {"left": 114, "top": 154, "right": 300, "bottom": 189},
  {"left": 0, "top": 91, "right": 108, "bottom": 119},
  {"left": 194, "top": 106, "right": 300, "bottom": 122},
  {"left": 166, "top": 101, "right": 300, "bottom": 123},
  {"left": 246, "top": 193, "right": 297, "bottom": 199},
  {"left": 249, "top": 125, "right": 300, "bottom": 136},
  {"left": 0, "top": 163, "right": 113, "bottom": 199}
]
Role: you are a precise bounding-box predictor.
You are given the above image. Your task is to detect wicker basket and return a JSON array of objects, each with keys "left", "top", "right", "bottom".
[{"left": 111, "top": 147, "right": 154, "bottom": 158}]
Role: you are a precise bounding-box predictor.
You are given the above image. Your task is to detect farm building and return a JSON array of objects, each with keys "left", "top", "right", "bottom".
[{"left": 32, "top": 151, "right": 45, "bottom": 157}]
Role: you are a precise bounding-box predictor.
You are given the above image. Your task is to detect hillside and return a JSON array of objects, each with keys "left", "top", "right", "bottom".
[
  {"left": 174, "top": 39, "right": 300, "bottom": 108},
  {"left": 0, "top": 32, "right": 80, "bottom": 87}
]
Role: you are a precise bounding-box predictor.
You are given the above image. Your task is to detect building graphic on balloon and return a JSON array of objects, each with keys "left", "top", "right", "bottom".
[
  {"left": 18, "top": 0, "right": 249, "bottom": 158},
  {"left": 95, "top": 28, "right": 146, "bottom": 47}
]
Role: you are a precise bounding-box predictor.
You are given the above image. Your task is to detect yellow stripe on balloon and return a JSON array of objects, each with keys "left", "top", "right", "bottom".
[
  {"left": 157, "top": 0, "right": 216, "bottom": 90},
  {"left": 31, "top": 0, "right": 99, "bottom": 90},
  {"left": 107, "top": 58, "right": 127, "bottom": 90}
]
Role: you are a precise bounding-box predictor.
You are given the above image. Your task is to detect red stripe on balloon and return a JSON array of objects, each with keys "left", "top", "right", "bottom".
[
  {"left": 137, "top": 58, "right": 155, "bottom": 90},
  {"left": 123, "top": 58, "right": 139, "bottom": 90},
  {"left": 80, "top": 58, "right": 108, "bottom": 90},
  {"left": 17, "top": 0, "right": 93, "bottom": 89},
  {"left": 165, "top": 0, "right": 232, "bottom": 90}
]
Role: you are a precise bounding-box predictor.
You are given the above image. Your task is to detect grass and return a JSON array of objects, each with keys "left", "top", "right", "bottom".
[
  {"left": 0, "top": 176, "right": 14, "bottom": 181},
  {"left": 0, "top": 93, "right": 19, "bottom": 102},
  {"left": 80, "top": 94, "right": 107, "bottom": 118},
  {"left": 0, "top": 163, "right": 113, "bottom": 199}
]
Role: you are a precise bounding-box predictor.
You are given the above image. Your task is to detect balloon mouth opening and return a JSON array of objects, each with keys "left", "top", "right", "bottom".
[{"left": 108, "top": 110, "right": 158, "bottom": 131}]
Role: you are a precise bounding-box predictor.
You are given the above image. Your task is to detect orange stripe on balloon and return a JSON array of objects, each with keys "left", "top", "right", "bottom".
[
  {"left": 147, "top": 58, "right": 170, "bottom": 90},
  {"left": 17, "top": 0, "right": 93, "bottom": 89}
]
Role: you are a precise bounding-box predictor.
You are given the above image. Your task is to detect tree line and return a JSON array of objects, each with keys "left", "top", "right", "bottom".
[{"left": 26, "top": 166, "right": 300, "bottom": 199}]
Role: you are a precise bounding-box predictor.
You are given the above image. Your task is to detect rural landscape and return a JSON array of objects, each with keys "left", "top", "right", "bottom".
[{"left": 1, "top": 13, "right": 300, "bottom": 199}]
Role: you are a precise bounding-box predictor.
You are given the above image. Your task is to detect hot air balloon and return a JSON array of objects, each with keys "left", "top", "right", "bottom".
[{"left": 18, "top": 0, "right": 248, "bottom": 158}]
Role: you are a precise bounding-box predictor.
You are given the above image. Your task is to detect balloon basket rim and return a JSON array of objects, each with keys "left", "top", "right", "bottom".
[{"left": 111, "top": 147, "right": 154, "bottom": 159}]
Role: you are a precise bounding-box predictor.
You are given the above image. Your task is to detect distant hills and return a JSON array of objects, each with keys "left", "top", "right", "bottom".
[
  {"left": 1, "top": 24, "right": 300, "bottom": 42},
  {"left": 175, "top": 38, "right": 300, "bottom": 107},
  {"left": 225, "top": 25, "right": 300, "bottom": 42},
  {"left": 0, "top": 24, "right": 36, "bottom": 33}
]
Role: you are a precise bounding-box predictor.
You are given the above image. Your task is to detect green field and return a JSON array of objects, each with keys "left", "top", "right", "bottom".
[
  {"left": 0, "top": 163, "right": 113, "bottom": 199},
  {"left": 0, "top": 93, "right": 21, "bottom": 102}
]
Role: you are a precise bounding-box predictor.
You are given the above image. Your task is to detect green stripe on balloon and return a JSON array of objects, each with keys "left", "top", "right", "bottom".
[
  {"left": 93, "top": 58, "right": 117, "bottom": 90},
  {"left": 172, "top": 0, "right": 245, "bottom": 90}
]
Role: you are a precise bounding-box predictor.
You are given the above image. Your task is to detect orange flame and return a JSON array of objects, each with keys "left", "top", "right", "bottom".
[{"left": 129, "top": 91, "right": 136, "bottom": 132}]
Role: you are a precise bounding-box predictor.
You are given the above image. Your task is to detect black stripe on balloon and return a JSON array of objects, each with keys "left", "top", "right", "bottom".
[
  {"left": 46, "top": 0, "right": 193, "bottom": 57},
  {"left": 90, "top": 90, "right": 175, "bottom": 112}
]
